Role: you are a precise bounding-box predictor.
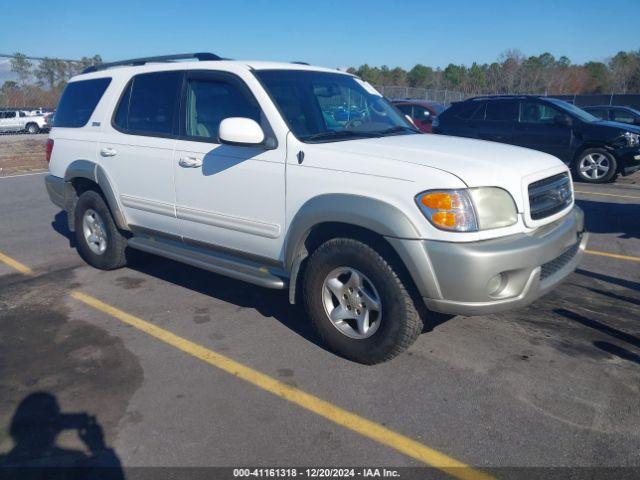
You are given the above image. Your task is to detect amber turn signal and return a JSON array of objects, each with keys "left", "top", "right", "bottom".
[{"left": 420, "top": 192, "right": 456, "bottom": 210}]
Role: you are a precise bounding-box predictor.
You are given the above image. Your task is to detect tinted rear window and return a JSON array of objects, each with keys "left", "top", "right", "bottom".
[
  {"left": 114, "top": 71, "right": 182, "bottom": 136},
  {"left": 446, "top": 101, "right": 484, "bottom": 120},
  {"left": 485, "top": 100, "right": 518, "bottom": 122},
  {"left": 54, "top": 78, "right": 111, "bottom": 128}
]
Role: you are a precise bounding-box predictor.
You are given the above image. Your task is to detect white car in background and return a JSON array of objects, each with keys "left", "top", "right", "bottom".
[{"left": 0, "top": 110, "right": 48, "bottom": 134}]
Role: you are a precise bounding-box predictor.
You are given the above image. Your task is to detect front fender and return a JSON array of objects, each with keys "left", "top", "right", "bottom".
[{"left": 284, "top": 194, "right": 425, "bottom": 304}]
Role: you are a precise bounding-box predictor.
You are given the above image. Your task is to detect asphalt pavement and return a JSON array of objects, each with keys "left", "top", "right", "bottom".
[{"left": 0, "top": 172, "right": 639, "bottom": 479}]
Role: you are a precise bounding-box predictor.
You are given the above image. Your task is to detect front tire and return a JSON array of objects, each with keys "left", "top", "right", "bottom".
[
  {"left": 303, "top": 238, "right": 423, "bottom": 364},
  {"left": 74, "top": 190, "right": 128, "bottom": 270},
  {"left": 574, "top": 148, "right": 617, "bottom": 183}
]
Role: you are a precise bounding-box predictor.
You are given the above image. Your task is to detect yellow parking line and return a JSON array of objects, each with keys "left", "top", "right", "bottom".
[
  {"left": 574, "top": 190, "right": 640, "bottom": 200},
  {"left": 585, "top": 249, "right": 640, "bottom": 263},
  {"left": 0, "top": 251, "right": 34, "bottom": 276},
  {"left": 70, "top": 290, "right": 493, "bottom": 480}
]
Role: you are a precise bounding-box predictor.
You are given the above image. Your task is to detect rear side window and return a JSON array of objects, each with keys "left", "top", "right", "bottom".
[
  {"left": 54, "top": 78, "right": 111, "bottom": 128},
  {"left": 447, "top": 101, "right": 485, "bottom": 120},
  {"left": 586, "top": 108, "right": 608, "bottom": 120},
  {"left": 114, "top": 71, "right": 182, "bottom": 136},
  {"left": 485, "top": 100, "right": 518, "bottom": 122},
  {"left": 396, "top": 105, "right": 413, "bottom": 116}
]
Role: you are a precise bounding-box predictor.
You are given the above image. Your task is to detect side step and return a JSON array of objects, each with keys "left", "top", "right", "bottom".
[{"left": 128, "top": 236, "right": 287, "bottom": 290}]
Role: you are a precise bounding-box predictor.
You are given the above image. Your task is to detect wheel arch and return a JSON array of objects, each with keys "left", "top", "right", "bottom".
[
  {"left": 63, "top": 160, "right": 129, "bottom": 231},
  {"left": 284, "top": 194, "right": 423, "bottom": 304}
]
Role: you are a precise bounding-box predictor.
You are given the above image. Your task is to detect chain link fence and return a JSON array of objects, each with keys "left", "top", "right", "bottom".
[{"left": 374, "top": 86, "right": 468, "bottom": 105}]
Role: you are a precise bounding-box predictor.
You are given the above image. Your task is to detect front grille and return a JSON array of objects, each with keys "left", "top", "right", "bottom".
[
  {"left": 540, "top": 241, "right": 580, "bottom": 280},
  {"left": 528, "top": 173, "right": 573, "bottom": 220}
]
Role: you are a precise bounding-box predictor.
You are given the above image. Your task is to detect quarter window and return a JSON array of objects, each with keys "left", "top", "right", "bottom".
[
  {"left": 184, "top": 79, "right": 260, "bottom": 140},
  {"left": 54, "top": 78, "right": 111, "bottom": 128},
  {"left": 114, "top": 71, "right": 182, "bottom": 135}
]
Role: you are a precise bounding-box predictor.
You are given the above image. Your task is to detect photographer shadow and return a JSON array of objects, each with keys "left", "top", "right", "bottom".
[{"left": 0, "top": 392, "right": 124, "bottom": 479}]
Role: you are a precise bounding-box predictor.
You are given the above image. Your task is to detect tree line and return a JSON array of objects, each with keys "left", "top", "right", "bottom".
[
  {"left": 2, "top": 49, "right": 639, "bottom": 108},
  {"left": 347, "top": 49, "right": 640, "bottom": 95},
  {"left": 1, "top": 53, "right": 102, "bottom": 108}
]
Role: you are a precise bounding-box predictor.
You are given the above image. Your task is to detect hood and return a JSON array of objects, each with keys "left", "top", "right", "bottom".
[
  {"left": 589, "top": 120, "right": 640, "bottom": 134},
  {"left": 313, "top": 133, "right": 567, "bottom": 193}
]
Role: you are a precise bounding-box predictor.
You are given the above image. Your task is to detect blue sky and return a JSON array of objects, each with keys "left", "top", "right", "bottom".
[{"left": 1, "top": 0, "right": 638, "bottom": 70}]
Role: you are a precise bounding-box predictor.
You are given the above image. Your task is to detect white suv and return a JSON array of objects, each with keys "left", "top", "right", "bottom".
[{"left": 45, "top": 53, "right": 587, "bottom": 363}]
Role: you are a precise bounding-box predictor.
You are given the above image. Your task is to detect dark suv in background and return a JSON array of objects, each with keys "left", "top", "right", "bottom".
[{"left": 433, "top": 95, "right": 640, "bottom": 183}]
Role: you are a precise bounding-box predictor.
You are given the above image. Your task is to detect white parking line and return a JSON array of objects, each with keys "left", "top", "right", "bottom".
[{"left": 0, "top": 171, "right": 47, "bottom": 179}]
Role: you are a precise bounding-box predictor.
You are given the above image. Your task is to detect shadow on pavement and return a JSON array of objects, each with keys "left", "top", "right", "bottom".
[
  {"left": 576, "top": 269, "right": 640, "bottom": 292},
  {"left": 576, "top": 199, "right": 640, "bottom": 239},
  {"left": 0, "top": 392, "right": 124, "bottom": 479},
  {"left": 594, "top": 341, "right": 640, "bottom": 366},
  {"left": 555, "top": 308, "right": 640, "bottom": 349}
]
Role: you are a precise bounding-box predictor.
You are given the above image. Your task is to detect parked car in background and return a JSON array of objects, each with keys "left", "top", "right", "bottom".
[
  {"left": 43, "top": 111, "right": 55, "bottom": 131},
  {"left": 45, "top": 54, "right": 586, "bottom": 364},
  {"left": 583, "top": 105, "right": 640, "bottom": 126},
  {"left": 433, "top": 95, "right": 640, "bottom": 183},
  {"left": 0, "top": 110, "right": 47, "bottom": 134},
  {"left": 392, "top": 99, "right": 446, "bottom": 133}
]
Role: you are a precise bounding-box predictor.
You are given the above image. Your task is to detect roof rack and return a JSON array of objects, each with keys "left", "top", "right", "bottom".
[
  {"left": 82, "top": 52, "right": 222, "bottom": 74},
  {"left": 291, "top": 61, "right": 310, "bottom": 65}
]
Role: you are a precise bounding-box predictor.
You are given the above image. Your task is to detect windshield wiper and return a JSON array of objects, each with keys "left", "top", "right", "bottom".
[
  {"left": 378, "top": 125, "right": 420, "bottom": 136},
  {"left": 300, "top": 130, "right": 380, "bottom": 142}
]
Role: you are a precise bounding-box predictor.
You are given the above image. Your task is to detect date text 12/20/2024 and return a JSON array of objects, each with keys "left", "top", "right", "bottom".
[{"left": 233, "top": 468, "right": 401, "bottom": 478}]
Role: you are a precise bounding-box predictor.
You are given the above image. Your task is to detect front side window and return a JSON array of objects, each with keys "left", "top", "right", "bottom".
[
  {"left": 114, "top": 71, "right": 182, "bottom": 135},
  {"left": 547, "top": 98, "right": 598, "bottom": 123},
  {"left": 485, "top": 100, "right": 518, "bottom": 122},
  {"left": 184, "top": 79, "right": 260, "bottom": 140},
  {"left": 55, "top": 78, "right": 111, "bottom": 128},
  {"left": 520, "top": 101, "right": 563, "bottom": 124},
  {"left": 256, "top": 70, "right": 417, "bottom": 142},
  {"left": 611, "top": 108, "right": 635, "bottom": 124}
]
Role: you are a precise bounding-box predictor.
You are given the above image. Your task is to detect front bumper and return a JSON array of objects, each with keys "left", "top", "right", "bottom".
[
  {"left": 614, "top": 146, "right": 640, "bottom": 176},
  {"left": 389, "top": 207, "right": 587, "bottom": 316}
]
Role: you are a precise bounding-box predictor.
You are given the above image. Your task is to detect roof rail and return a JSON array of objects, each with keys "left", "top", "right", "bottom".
[
  {"left": 82, "top": 52, "right": 222, "bottom": 74},
  {"left": 291, "top": 61, "right": 309, "bottom": 65}
]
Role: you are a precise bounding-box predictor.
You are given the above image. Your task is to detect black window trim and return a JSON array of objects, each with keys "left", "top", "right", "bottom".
[
  {"left": 111, "top": 71, "right": 184, "bottom": 140},
  {"left": 176, "top": 69, "right": 277, "bottom": 149},
  {"left": 55, "top": 77, "right": 112, "bottom": 128}
]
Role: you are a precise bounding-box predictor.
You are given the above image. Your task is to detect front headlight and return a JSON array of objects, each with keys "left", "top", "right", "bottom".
[
  {"left": 623, "top": 131, "right": 639, "bottom": 147},
  {"left": 416, "top": 187, "right": 517, "bottom": 232}
]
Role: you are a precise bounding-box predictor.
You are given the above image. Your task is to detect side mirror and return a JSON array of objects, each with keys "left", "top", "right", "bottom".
[{"left": 219, "top": 117, "right": 265, "bottom": 146}]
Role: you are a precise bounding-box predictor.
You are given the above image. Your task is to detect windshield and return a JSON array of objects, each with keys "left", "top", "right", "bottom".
[
  {"left": 546, "top": 98, "right": 599, "bottom": 123},
  {"left": 255, "top": 70, "right": 418, "bottom": 142}
]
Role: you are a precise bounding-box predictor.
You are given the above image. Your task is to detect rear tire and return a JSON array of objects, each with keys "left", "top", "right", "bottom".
[
  {"left": 74, "top": 190, "right": 128, "bottom": 270},
  {"left": 573, "top": 148, "right": 617, "bottom": 183},
  {"left": 303, "top": 238, "right": 423, "bottom": 364},
  {"left": 25, "top": 123, "right": 39, "bottom": 134}
]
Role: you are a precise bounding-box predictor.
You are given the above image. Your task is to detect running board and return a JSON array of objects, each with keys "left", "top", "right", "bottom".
[{"left": 128, "top": 236, "right": 287, "bottom": 289}]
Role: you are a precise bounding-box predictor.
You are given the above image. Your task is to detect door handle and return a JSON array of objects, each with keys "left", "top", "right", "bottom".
[
  {"left": 178, "top": 156, "right": 203, "bottom": 168},
  {"left": 100, "top": 147, "right": 117, "bottom": 157}
]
